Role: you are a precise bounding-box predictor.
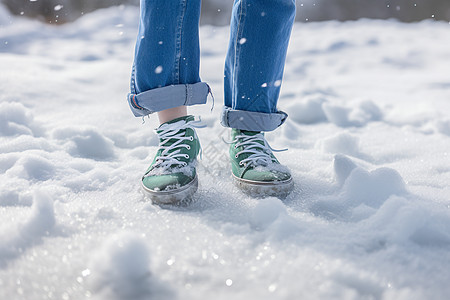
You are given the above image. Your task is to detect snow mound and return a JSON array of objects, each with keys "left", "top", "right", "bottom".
[
  {"left": 250, "top": 198, "right": 301, "bottom": 240},
  {"left": 0, "top": 152, "right": 18, "bottom": 174},
  {"left": 362, "top": 196, "right": 450, "bottom": 246},
  {"left": 273, "top": 119, "right": 303, "bottom": 147},
  {"left": 342, "top": 167, "right": 407, "bottom": 209},
  {"left": 87, "top": 232, "right": 174, "bottom": 300},
  {"left": 250, "top": 197, "right": 287, "bottom": 230},
  {"left": 333, "top": 154, "right": 358, "bottom": 185},
  {"left": 322, "top": 100, "right": 383, "bottom": 127},
  {"left": 53, "top": 127, "right": 116, "bottom": 160},
  {"left": 312, "top": 156, "right": 450, "bottom": 249},
  {"left": 318, "top": 132, "right": 364, "bottom": 158},
  {"left": 286, "top": 95, "right": 328, "bottom": 124},
  {"left": 6, "top": 154, "right": 56, "bottom": 181},
  {"left": 0, "top": 189, "right": 33, "bottom": 207},
  {"left": 0, "top": 102, "right": 42, "bottom": 136},
  {"left": 0, "top": 190, "right": 55, "bottom": 267},
  {"left": 312, "top": 155, "right": 407, "bottom": 221},
  {"left": 287, "top": 97, "right": 383, "bottom": 128}
]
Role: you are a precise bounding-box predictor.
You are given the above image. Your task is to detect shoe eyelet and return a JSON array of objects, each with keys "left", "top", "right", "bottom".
[
  {"left": 235, "top": 154, "right": 238, "bottom": 158},
  {"left": 189, "top": 136, "right": 194, "bottom": 141},
  {"left": 234, "top": 145, "right": 237, "bottom": 149},
  {"left": 239, "top": 162, "right": 243, "bottom": 166},
  {"left": 185, "top": 154, "right": 189, "bottom": 159},
  {"left": 186, "top": 145, "right": 191, "bottom": 150}
]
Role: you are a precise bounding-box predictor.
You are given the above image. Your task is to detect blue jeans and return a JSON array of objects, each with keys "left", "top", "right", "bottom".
[{"left": 128, "top": 0, "right": 296, "bottom": 132}]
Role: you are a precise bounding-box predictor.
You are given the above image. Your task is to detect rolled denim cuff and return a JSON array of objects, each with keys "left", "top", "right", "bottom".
[
  {"left": 127, "top": 82, "right": 210, "bottom": 117},
  {"left": 220, "top": 106, "right": 288, "bottom": 132}
]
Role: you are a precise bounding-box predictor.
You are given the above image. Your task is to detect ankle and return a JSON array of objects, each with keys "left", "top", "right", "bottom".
[{"left": 158, "top": 106, "right": 187, "bottom": 124}]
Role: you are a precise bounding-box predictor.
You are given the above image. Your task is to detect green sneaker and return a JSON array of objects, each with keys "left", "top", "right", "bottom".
[
  {"left": 229, "top": 129, "right": 294, "bottom": 198},
  {"left": 142, "top": 115, "right": 202, "bottom": 204}
]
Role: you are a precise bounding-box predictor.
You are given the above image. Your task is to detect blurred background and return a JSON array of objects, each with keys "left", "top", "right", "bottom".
[{"left": 1, "top": 0, "right": 450, "bottom": 25}]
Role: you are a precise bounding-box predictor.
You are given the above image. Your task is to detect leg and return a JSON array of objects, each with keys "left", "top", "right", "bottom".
[
  {"left": 222, "top": 0, "right": 296, "bottom": 131},
  {"left": 128, "top": 0, "right": 206, "bottom": 204},
  {"left": 128, "top": 0, "right": 209, "bottom": 120},
  {"left": 223, "top": 0, "right": 296, "bottom": 197}
]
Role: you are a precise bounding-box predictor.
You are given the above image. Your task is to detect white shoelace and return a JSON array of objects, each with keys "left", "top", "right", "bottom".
[
  {"left": 147, "top": 118, "right": 205, "bottom": 175},
  {"left": 228, "top": 132, "right": 287, "bottom": 168}
]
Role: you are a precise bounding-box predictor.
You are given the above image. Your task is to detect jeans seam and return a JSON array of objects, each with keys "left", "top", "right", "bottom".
[
  {"left": 174, "top": 0, "right": 187, "bottom": 85},
  {"left": 130, "top": 63, "right": 136, "bottom": 94},
  {"left": 187, "top": 84, "right": 192, "bottom": 104},
  {"left": 232, "top": 0, "right": 245, "bottom": 109}
]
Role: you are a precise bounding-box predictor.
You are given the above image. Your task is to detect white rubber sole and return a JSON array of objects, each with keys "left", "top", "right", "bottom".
[
  {"left": 232, "top": 174, "right": 294, "bottom": 199},
  {"left": 142, "top": 175, "right": 198, "bottom": 205}
]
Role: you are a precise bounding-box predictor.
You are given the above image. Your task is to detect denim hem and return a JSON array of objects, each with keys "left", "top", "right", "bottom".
[
  {"left": 127, "top": 82, "right": 210, "bottom": 117},
  {"left": 220, "top": 106, "right": 288, "bottom": 132}
]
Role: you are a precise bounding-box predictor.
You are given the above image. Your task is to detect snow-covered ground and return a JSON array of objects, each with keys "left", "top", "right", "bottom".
[{"left": 1, "top": 5, "right": 450, "bottom": 300}]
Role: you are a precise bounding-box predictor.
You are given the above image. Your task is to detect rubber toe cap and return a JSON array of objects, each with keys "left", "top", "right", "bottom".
[{"left": 142, "top": 173, "right": 192, "bottom": 191}]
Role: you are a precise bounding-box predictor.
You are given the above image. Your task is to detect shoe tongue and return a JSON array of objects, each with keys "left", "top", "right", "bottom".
[
  {"left": 240, "top": 129, "right": 261, "bottom": 136},
  {"left": 231, "top": 128, "right": 263, "bottom": 139},
  {"left": 156, "top": 115, "right": 194, "bottom": 145},
  {"left": 231, "top": 129, "right": 266, "bottom": 153},
  {"left": 161, "top": 115, "right": 194, "bottom": 126}
]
